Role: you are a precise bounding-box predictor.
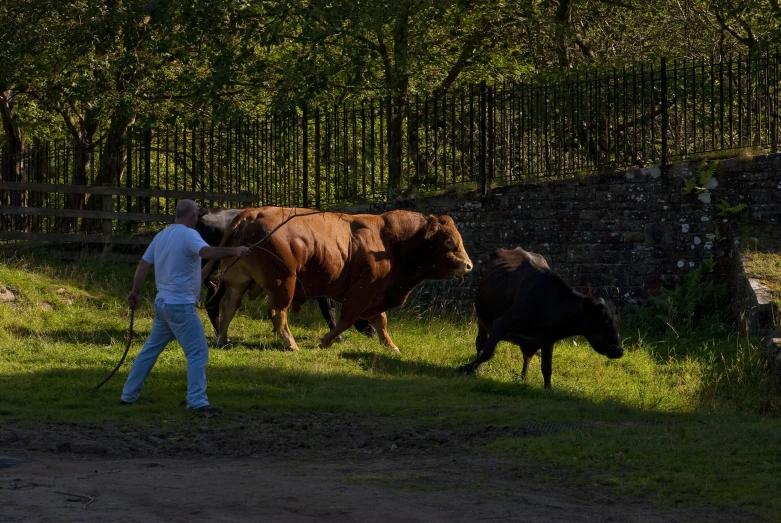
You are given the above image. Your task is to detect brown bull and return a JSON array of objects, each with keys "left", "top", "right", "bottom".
[{"left": 213, "top": 207, "right": 473, "bottom": 352}]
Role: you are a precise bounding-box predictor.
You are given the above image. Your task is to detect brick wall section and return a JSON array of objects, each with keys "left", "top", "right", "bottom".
[{"left": 340, "top": 153, "right": 781, "bottom": 309}]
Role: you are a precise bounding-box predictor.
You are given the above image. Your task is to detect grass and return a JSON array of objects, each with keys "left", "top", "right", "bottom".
[
  {"left": 742, "top": 251, "right": 781, "bottom": 312},
  {"left": 1, "top": 251, "right": 781, "bottom": 518},
  {"left": 685, "top": 145, "right": 767, "bottom": 163}
]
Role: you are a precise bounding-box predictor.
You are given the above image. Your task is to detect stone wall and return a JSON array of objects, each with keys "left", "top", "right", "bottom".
[{"left": 342, "top": 153, "right": 781, "bottom": 309}]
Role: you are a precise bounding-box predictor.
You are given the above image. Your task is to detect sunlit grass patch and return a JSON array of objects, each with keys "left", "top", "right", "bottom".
[{"left": 742, "top": 251, "right": 781, "bottom": 312}]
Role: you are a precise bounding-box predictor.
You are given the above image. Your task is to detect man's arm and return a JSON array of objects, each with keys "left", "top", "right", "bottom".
[
  {"left": 199, "top": 246, "right": 251, "bottom": 260},
  {"left": 127, "top": 259, "right": 153, "bottom": 310}
]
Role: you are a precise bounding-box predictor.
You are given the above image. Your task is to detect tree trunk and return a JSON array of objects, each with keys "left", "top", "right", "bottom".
[
  {"left": 27, "top": 138, "right": 47, "bottom": 232},
  {"left": 387, "top": 94, "right": 408, "bottom": 197},
  {"left": 63, "top": 137, "right": 91, "bottom": 231},
  {"left": 85, "top": 107, "right": 136, "bottom": 232},
  {"left": 57, "top": 106, "right": 98, "bottom": 232},
  {"left": 0, "top": 91, "right": 27, "bottom": 231},
  {"left": 407, "top": 98, "right": 425, "bottom": 189},
  {"left": 97, "top": 111, "right": 135, "bottom": 187},
  {"left": 385, "top": 10, "right": 410, "bottom": 198},
  {"left": 554, "top": 0, "right": 574, "bottom": 68}
]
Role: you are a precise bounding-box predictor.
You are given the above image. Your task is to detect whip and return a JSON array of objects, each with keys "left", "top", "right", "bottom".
[{"left": 93, "top": 308, "right": 135, "bottom": 390}]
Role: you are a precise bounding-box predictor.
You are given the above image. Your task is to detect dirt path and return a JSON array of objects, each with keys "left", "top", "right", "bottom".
[
  {"left": 0, "top": 415, "right": 758, "bottom": 522},
  {"left": 0, "top": 453, "right": 725, "bottom": 523}
]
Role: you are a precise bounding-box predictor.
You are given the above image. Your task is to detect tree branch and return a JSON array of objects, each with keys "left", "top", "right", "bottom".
[
  {"left": 376, "top": 32, "right": 392, "bottom": 89},
  {"left": 712, "top": 5, "right": 757, "bottom": 49}
]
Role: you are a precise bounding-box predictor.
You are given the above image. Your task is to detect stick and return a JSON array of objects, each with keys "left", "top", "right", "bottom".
[
  {"left": 55, "top": 491, "right": 95, "bottom": 509},
  {"left": 93, "top": 308, "right": 134, "bottom": 390}
]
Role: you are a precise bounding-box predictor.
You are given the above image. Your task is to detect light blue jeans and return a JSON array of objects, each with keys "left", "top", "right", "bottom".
[{"left": 121, "top": 297, "right": 211, "bottom": 408}]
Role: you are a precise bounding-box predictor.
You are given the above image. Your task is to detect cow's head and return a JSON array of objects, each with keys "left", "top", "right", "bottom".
[
  {"left": 424, "top": 215, "right": 473, "bottom": 278},
  {"left": 582, "top": 297, "right": 624, "bottom": 359}
]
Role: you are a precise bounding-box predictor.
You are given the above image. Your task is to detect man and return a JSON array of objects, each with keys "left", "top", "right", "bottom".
[{"left": 121, "top": 199, "right": 250, "bottom": 415}]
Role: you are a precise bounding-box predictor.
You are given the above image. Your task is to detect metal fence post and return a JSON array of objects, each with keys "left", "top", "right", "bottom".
[
  {"left": 314, "top": 108, "right": 321, "bottom": 209},
  {"left": 773, "top": 48, "right": 779, "bottom": 153},
  {"left": 143, "top": 128, "right": 151, "bottom": 213},
  {"left": 660, "top": 57, "right": 668, "bottom": 176},
  {"left": 101, "top": 183, "right": 115, "bottom": 257},
  {"left": 302, "top": 103, "right": 309, "bottom": 208},
  {"left": 480, "top": 80, "right": 487, "bottom": 195}
]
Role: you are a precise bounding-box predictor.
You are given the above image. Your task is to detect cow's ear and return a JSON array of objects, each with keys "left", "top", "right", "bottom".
[
  {"left": 425, "top": 215, "right": 439, "bottom": 239},
  {"left": 438, "top": 215, "right": 453, "bottom": 227}
]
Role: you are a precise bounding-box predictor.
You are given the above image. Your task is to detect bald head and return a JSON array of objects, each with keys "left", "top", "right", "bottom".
[
  {"left": 174, "top": 199, "right": 199, "bottom": 228},
  {"left": 175, "top": 199, "right": 198, "bottom": 219}
]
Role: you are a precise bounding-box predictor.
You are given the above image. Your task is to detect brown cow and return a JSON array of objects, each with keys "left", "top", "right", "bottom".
[{"left": 212, "top": 207, "right": 473, "bottom": 352}]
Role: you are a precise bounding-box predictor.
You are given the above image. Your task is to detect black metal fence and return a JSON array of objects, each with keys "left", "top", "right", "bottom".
[{"left": 2, "top": 50, "right": 779, "bottom": 234}]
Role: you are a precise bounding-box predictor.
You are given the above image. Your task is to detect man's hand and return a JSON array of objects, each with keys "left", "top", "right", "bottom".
[
  {"left": 233, "top": 246, "right": 251, "bottom": 258},
  {"left": 127, "top": 290, "right": 140, "bottom": 310},
  {"left": 129, "top": 260, "right": 152, "bottom": 309}
]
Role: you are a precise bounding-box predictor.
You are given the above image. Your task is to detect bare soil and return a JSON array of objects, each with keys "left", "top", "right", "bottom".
[{"left": 0, "top": 413, "right": 757, "bottom": 522}]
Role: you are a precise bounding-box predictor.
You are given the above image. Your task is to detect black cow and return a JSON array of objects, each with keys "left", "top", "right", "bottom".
[
  {"left": 196, "top": 207, "right": 374, "bottom": 339},
  {"left": 458, "top": 247, "right": 623, "bottom": 388}
]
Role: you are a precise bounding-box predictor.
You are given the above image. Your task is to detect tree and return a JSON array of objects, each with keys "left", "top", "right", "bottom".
[{"left": 256, "top": 0, "right": 523, "bottom": 194}]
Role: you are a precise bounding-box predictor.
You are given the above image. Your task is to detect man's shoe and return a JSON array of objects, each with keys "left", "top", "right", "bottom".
[
  {"left": 119, "top": 400, "right": 134, "bottom": 405},
  {"left": 190, "top": 405, "right": 223, "bottom": 417}
]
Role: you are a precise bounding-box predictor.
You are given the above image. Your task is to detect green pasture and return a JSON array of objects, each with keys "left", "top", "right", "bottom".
[{"left": 1, "top": 252, "right": 780, "bottom": 519}]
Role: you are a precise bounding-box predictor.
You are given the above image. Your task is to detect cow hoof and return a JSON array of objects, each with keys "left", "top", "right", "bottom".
[
  {"left": 457, "top": 363, "right": 477, "bottom": 375},
  {"left": 334, "top": 335, "right": 345, "bottom": 344},
  {"left": 388, "top": 346, "right": 401, "bottom": 354}
]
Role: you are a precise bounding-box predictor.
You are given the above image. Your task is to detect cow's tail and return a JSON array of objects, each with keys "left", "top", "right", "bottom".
[{"left": 200, "top": 208, "right": 259, "bottom": 283}]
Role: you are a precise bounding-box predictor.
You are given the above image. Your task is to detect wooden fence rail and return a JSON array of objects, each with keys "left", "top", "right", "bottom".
[{"left": 0, "top": 182, "right": 258, "bottom": 252}]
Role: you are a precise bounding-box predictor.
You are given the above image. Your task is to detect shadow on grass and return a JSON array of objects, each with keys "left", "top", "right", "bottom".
[
  {"left": 0, "top": 365, "right": 700, "bottom": 472},
  {"left": 6, "top": 325, "right": 136, "bottom": 346},
  {"left": 339, "top": 351, "right": 565, "bottom": 399},
  {"left": 340, "top": 350, "right": 462, "bottom": 379},
  {"left": 0, "top": 362, "right": 690, "bottom": 427}
]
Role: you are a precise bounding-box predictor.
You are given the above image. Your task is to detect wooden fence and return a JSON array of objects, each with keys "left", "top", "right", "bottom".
[{"left": 0, "top": 182, "right": 257, "bottom": 255}]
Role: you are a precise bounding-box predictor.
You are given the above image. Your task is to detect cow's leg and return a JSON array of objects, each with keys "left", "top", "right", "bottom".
[
  {"left": 521, "top": 348, "right": 535, "bottom": 381},
  {"left": 461, "top": 323, "right": 488, "bottom": 374},
  {"left": 269, "top": 307, "right": 299, "bottom": 352},
  {"left": 319, "top": 315, "right": 357, "bottom": 349},
  {"left": 317, "top": 298, "right": 345, "bottom": 343},
  {"left": 354, "top": 318, "right": 375, "bottom": 337},
  {"left": 246, "top": 282, "right": 264, "bottom": 301},
  {"left": 267, "top": 277, "right": 300, "bottom": 352},
  {"left": 318, "top": 298, "right": 338, "bottom": 330},
  {"left": 318, "top": 289, "right": 373, "bottom": 348},
  {"left": 216, "top": 281, "right": 251, "bottom": 347},
  {"left": 458, "top": 315, "right": 511, "bottom": 374},
  {"left": 319, "top": 302, "right": 370, "bottom": 348},
  {"left": 475, "top": 323, "right": 488, "bottom": 353},
  {"left": 317, "top": 298, "right": 373, "bottom": 341},
  {"left": 367, "top": 313, "right": 400, "bottom": 353},
  {"left": 540, "top": 344, "right": 554, "bottom": 388},
  {"left": 204, "top": 279, "right": 226, "bottom": 335}
]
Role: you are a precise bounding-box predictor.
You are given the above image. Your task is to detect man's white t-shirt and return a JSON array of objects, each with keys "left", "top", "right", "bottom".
[{"left": 142, "top": 224, "right": 210, "bottom": 304}]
